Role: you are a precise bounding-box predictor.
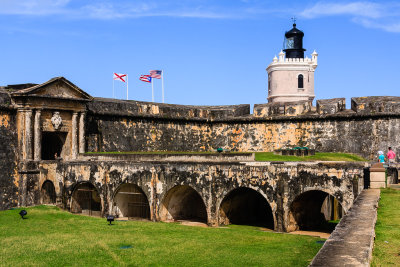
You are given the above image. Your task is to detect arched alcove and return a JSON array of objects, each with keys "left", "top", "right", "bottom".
[
  {"left": 71, "top": 182, "right": 101, "bottom": 216},
  {"left": 41, "top": 180, "right": 56, "bottom": 204},
  {"left": 289, "top": 190, "right": 344, "bottom": 232},
  {"left": 219, "top": 187, "right": 274, "bottom": 229},
  {"left": 160, "top": 185, "right": 207, "bottom": 223},
  {"left": 113, "top": 183, "right": 150, "bottom": 220},
  {"left": 41, "top": 132, "right": 66, "bottom": 160}
]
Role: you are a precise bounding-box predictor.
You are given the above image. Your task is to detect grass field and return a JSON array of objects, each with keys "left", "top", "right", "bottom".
[
  {"left": 372, "top": 188, "right": 400, "bottom": 266},
  {"left": 255, "top": 152, "right": 366, "bottom": 162},
  {"left": 0, "top": 206, "right": 324, "bottom": 266},
  {"left": 85, "top": 151, "right": 366, "bottom": 162}
]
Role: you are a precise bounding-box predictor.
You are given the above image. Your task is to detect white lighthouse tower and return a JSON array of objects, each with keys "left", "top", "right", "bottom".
[{"left": 267, "top": 23, "right": 318, "bottom": 103}]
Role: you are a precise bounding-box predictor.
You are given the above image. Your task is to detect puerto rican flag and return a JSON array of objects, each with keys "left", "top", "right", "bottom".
[
  {"left": 149, "top": 70, "right": 162, "bottom": 79},
  {"left": 139, "top": 75, "right": 152, "bottom": 83},
  {"left": 113, "top": 73, "right": 127, "bottom": 82}
]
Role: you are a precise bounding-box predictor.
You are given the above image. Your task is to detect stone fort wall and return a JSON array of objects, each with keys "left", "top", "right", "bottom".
[
  {"left": 0, "top": 91, "right": 18, "bottom": 210},
  {"left": 1, "top": 87, "right": 400, "bottom": 211},
  {"left": 86, "top": 97, "right": 400, "bottom": 160}
]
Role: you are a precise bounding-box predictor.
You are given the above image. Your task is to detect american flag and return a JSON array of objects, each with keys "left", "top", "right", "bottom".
[
  {"left": 139, "top": 75, "right": 152, "bottom": 83},
  {"left": 149, "top": 70, "right": 162, "bottom": 79}
]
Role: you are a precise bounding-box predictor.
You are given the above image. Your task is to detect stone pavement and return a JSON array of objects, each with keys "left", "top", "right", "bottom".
[{"left": 309, "top": 189, "right": 380, "bottom": 267}]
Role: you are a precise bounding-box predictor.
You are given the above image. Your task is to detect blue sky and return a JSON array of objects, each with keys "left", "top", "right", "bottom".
[{"left": 0, "top": 0, "right": 399, "bottom": 109}]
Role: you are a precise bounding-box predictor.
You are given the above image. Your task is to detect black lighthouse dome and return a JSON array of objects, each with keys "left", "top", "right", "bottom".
[{"left": 283, "top": 23, "right": 306, "bottom": 58}]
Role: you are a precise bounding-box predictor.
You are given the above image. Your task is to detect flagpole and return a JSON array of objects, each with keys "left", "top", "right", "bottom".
[
  {"left": 112, "top": 73, "right": 115, "bottom": 99},
  {"left": 162, "top": 70, "right": 164, "bottom": 103},
  {"left": 151, "top": 78, "right": 154, "bottom": 102},
  {"left": 126, "top": 74, "right": 129, "bottom": 100}
]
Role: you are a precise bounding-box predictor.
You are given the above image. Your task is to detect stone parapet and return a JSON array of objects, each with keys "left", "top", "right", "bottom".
[
  {"left": 351, "top": 96, "right": 400, "bottom": 114},
  {"left": 370, "top": 163, "right": 386, "bottom": 189},
  {"left": 254, "top": 100, "right": 312, "bottom": 117},
  {"left": 317, "top": 98, "right": 346, "bottom": 115},
  {"left": 87, "top": 98, "right": 250, "bottom": 119},
  {"left": 310, "top": 189, "right": 380, "bottom": 267}
]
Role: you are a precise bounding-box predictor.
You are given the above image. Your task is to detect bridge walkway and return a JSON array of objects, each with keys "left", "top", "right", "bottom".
[{"left": 309, "top": 189, "right": 380, "bottom": 267}]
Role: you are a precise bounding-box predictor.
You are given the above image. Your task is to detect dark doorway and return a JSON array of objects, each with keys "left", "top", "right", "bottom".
[
  {"left": 290, "top": 190, "right": 343, "bottom": 232},
  {"left": 41, "top": 180, "right": 56, "bottom": 204},
  {"left": 114, "top": 184, "right": 150, "bottom": 220},
  {"left": 71, "top": 182, "right": 101, "bottom": 216},
  {"left": 219, "top": 187, "right": 274, "bottom": 229},
  {"left": 160, "top": 185, "right": 207, "bottom": 223},
  {"left": 41, "top": 132, "right": 66, "bottom": 160}
]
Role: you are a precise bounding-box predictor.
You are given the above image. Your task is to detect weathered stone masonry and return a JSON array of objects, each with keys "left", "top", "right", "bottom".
[
  {"left": 0, "top": 77, "right": 398, "bottom": 231},
  {"left": 37, "top": 158, "right": 363, "bottom": 232},
  {"left": 86, "top": 97, "right": 400, "bottom": 160}
]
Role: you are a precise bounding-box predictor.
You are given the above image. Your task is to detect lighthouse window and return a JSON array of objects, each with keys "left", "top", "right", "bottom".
[{"left": 298, "top": 74, "right": 304, "bottom": 89}]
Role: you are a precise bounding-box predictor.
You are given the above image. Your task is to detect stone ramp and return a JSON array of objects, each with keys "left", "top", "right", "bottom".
[{"left": 309, "top": 189, "right": 380, "bottom": 267}]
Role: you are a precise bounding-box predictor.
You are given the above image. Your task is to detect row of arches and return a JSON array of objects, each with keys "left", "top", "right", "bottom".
[{"left": 40, "top": 180, "right": 344, "bottom": 232}]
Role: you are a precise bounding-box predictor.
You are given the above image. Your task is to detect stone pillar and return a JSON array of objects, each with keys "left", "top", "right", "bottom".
[
  {"left": 25, "top": 109, "right": 33, "bottom": 160},
  {"left": 78, "top": 112, "right": 85, "bottom": 154},
  {"left": 33, "top": 109, "right": 42, "bottom": 160},
  {"left": 17, "top": 109, "right": 26, "bottom": 159},
  {"left": 370, "top": 163, "right": 386, "bottom": 189},
  {"left": 71, "top": 112, "right": 78, "bottom": 159}
]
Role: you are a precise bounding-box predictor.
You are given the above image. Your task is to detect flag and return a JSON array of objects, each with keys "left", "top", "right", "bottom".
[
  {"left": 113, "top": 73, "right": 127, "bottom": 82},
  {"left": 139, "top": 75, "right": 152, "bottom": 83},
  {"left": 149, "top": 70, "right": 162, "bottom": 79}
]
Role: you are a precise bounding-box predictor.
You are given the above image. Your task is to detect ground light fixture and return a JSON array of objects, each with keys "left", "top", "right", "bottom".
[
  {"left": 19, "top": 210, "right": 27, "bottom": 219},
  {"left": 107, "top": 215, "right": 114, "bottom": 225}
]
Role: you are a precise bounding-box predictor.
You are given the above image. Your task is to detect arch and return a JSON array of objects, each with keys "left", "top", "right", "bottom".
[
  {"left": 41, "top": 180, "right": 56, "bottom": 204},
  {"left": 70, "top": 182, "right": 102, "bottom": 217},
  {"left": 298, "top": 74, "right": 304, "bottom": 89},
  {"left": 160, "top": 185, "right": 207, "bottom": 223},
  {"left": 41, "top": 132, "right": 66, "bottom": 160},
  {"left": 289, "top": 190, "right": 344, "bottom": 232},
  {"left": 112, "top": 183, "right": 150, "bottom": 220},
  {"left": 218, "top": 187, "right": 274, "bottom": 229}
]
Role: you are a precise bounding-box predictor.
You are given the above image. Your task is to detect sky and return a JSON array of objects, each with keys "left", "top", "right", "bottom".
[{"left": 0, "top": 0, "right": 399, "bottom": 110}]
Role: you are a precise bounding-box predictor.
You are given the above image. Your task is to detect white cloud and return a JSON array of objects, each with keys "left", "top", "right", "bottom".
[
  {"left": 299, "top": 1, "right": 400, "bottom": 33},
  {"left": 0, "top": 0, "right": 238, "bottom": 19},
  {"left": 353, "top": 17, "right": 400, "bottom": 33},
  {"left": 300, "top": 2, "right": 384, "bottom": 19},
  {"left": 0, "top": 0, "right": 70, "bottom": 15},
  {"left": 81, "top": 2, "right": 234, "bottom": 19}
]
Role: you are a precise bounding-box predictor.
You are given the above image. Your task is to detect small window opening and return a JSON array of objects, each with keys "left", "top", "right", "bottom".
[{"left": 298, "top": 74, "right": 304, "bottom": 89}]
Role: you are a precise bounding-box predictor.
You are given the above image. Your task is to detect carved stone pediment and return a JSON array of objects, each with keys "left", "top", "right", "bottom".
[{"left": 11, "top": 77, "right": 92, "bottom": 101}]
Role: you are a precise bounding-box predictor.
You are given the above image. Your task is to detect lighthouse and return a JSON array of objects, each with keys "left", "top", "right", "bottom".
[{"left": 267, "top": 22, "right": 318, "bottom": 103}]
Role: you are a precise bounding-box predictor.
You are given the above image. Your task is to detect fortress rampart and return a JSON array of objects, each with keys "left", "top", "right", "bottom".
[
  {"left": 85, "top": 95, "right": 400, "bottom": 161},
  {"left": 0, "top": 77, "right": 399, "bottom": 225}
]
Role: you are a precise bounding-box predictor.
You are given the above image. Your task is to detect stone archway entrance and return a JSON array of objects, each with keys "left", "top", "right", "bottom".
[
  {"left": 113, "top": 184, "right": 150, "bottom": 220},
  {"left": 41, "top": 180, "right": 56, "bottom": 204},
  {"left": 71, "top": 182, "right": 101, "bottom": 216},
  {"left": 219, "top": 187, "right": 274, "bottom": 229},
  {"left": 41, "top": 132, "right": 66, "bottom": 160},
  {"left": 289, "top": 190, "right": 344, "bottom": 232},
  {"left": 160, "top": 185, "right": 207, "bottom": 223}
]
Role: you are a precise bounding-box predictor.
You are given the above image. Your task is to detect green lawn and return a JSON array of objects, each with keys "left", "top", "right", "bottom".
[
  {"left": 0, "top": 206, "right": 324, "bottom": 266},
  {"left": 372, "top": 189, "right": 400, "bottom": 266},
  {"left": 255, "top": 152, "right": 366, "bottom": 162},
  {"left": 84, "top": 151, "right": 366, "bottom": 162}
]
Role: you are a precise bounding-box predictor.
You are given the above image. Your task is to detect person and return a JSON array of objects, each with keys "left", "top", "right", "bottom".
[
  {"left": 387, "top": 147, "right": 396, "bottom": 166},
  {"left": 378, "top": 151, "right": 385, "bottom": 163}
]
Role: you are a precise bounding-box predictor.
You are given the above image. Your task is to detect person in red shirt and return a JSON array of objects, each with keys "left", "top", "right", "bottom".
[{"left": 387, "top": 147, "right": 396, "bottom": 166}]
